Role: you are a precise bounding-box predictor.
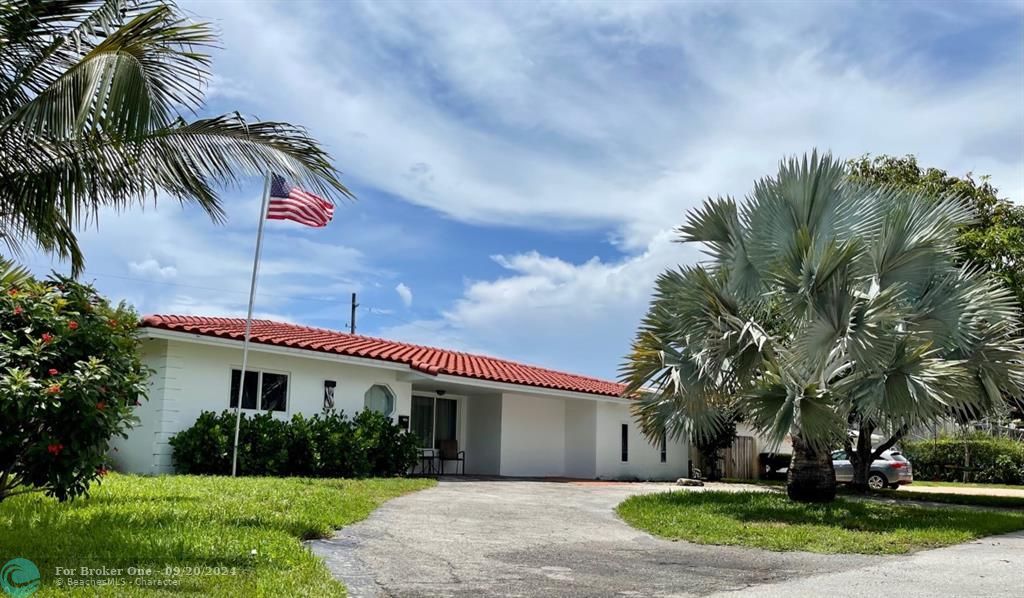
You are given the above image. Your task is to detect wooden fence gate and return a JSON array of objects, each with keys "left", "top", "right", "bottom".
[{"left": 723, "top": 435, "right": 757, "bottom": 480}]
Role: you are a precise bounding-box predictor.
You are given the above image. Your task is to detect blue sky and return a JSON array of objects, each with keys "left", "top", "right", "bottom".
[{"left": 26, "top": 0, "right": 1024, "bottom": 380}]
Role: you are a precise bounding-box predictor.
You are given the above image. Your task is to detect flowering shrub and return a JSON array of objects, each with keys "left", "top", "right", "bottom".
[{"left": 0, "top": 275, "right": 150, "bottom": 501}]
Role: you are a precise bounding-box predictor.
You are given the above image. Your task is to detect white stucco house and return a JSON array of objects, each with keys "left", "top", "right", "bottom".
[{"left": 112, "top": 315, "right": 697, "bottom": 480}]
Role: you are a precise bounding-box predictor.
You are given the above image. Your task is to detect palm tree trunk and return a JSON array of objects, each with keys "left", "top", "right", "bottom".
[
  {"left": 847, "top": 424, "right": 874, "bottom": 493},
  {"left": 851, "top": 425, "right": 908, "bottom": 492},
  {"left": 786, "top": 434, "right": 836, "bottom": 502}
]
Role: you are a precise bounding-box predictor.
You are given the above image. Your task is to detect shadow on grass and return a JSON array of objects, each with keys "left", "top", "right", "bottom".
[
  {"left": 661, "top": 491, "right": 1019, "bottom": 534},
  {"left": 618, "top": 490, "right": 1024, "bottom": 554}
]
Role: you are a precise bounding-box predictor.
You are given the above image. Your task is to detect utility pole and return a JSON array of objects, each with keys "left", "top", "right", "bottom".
[{"left": 350, "top": 292, "right": 359, "bottom": 334}]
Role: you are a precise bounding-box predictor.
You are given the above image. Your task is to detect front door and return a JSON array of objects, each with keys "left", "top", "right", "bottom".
[{"left": 411, "top": 396, "right": 458, "bottom": 449}]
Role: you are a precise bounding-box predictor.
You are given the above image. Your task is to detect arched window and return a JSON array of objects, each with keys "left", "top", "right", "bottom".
[{"left": 364, "top": 384, "right": 395, "bottom": 417}]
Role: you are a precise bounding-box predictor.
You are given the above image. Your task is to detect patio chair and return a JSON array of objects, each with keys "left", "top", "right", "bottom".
[
  {"left": 438, "top": 439, "right": 465, "bottom": 475},
  {"left": 416, "top": 447, "right": 437, "bottom": 475}
]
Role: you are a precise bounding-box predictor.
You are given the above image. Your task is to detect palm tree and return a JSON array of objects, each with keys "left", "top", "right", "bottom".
[
  {"left": 0, "top": 0, "right": 352, "bottom": 273},
  {"left": 622, "top": 152, "right": 1024, "bottom": 502}
]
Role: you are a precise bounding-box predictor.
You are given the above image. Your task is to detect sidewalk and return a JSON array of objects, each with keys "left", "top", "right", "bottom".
[{"left": 896, "top": 484, "right": 1024, "bottom": 499}]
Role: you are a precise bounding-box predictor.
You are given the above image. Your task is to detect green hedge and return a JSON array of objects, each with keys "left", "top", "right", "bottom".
[
  {"left": 902, "top": 434, "right": 1024, "bottom": 485},
  {"left": 169, "top": 409, "right": 419, "bottom": 477}
]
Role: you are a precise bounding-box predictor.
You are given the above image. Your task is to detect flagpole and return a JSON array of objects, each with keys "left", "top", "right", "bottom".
[{"left": 231, "top": 172, "right": 273, "bottom": 477}]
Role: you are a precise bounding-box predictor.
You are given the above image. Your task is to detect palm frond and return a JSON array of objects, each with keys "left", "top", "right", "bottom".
[
  {"left": 622, "top": 265, "right": 778, "bottom": 444},
  {"left": 0, "top": 254, "right": 33, "bottom": 288},
  {"left": 3, "top": 4, "right": 215, "bottom": 138},
  {"left": 143, "top": 114, "right": 353, "bottom": 203},
  {"left": 675, "top": 196, "right": 762, "bottom": 297},
  {"left": 871, "top": 189, "right": 974, "bottom": 293}
]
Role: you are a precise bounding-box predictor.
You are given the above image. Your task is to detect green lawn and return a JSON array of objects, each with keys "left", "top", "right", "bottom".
[
  {"left": 0, "top": 474, "right": 435, "bottom": 596},
  {"left": 617, "top": 490, "right": 1024, "bottom": 554}
]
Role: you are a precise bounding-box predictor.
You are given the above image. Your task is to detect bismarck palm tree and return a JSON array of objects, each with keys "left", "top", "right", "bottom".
[
  {"left": 622, "top": 152, "right": 1024, "bottom": 502},
  {"left": 0, "top": 0, "right": 352, "bottom": 273}
]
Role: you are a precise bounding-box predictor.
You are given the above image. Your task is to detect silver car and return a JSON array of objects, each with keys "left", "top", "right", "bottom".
[{"left": 831, "top": 449, "right": 913, "bottom": 490}]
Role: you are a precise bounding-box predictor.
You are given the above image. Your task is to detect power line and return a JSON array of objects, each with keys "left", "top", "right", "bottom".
[{"left": 24, "top": 263, "right": 351, "bottom": 306}]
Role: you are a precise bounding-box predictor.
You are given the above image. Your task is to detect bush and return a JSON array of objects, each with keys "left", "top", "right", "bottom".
[
  {"left": 903, "top": 434, "right": 1024, "bottom": 484},
  {"left": 170, "top": 409, "right": 419, "bottom": 477},
  {"left": 0, "top": 275, "right": 150, "bottom": 502}
]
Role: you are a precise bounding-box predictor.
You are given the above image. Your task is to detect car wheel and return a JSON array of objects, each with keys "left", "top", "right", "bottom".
[{"left": 867, "top": 473, "right": 887, "bottom": 491}]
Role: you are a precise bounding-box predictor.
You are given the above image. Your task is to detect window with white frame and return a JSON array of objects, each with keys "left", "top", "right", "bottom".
[
  {"left": 364, "top": 384, "right": 396, "bottom": 417},
  {"left": 229, "top": 369, "right": 289, "bottom": 412}
]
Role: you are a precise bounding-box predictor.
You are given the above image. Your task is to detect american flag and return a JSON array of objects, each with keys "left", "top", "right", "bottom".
[{"left": 267, "top": 174, "right": 334, "bottom": 227}]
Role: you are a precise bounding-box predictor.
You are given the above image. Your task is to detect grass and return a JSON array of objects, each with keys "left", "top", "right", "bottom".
[
  {"left": 0, "top": 474, "right": 435, "bottom": 596},
  {"left": 616, "top": 490, "right": 1024, "bottom": 554},
  {"left": 913, "top": 480, "right": 1024, "bottom": 491}
]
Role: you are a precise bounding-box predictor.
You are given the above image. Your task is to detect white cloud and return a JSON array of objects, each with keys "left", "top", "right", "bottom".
[
  {"left": 128, "top": 258, "right": 177, "bottom": 280},
  {"left": 381, "top": 232, "right": 702, "bottom": 377},
  {"left": 44, "top": 1, "right": 1019, "bottom": 380},
  {"left": 335, "top": 2, "right": 1021, "bottom": 378},
  {"left": 395, "top": 282, "right": 413, "bottom": 307},
  {"left": 185, "top": 0, "right": 1023, "bottom": 253}
]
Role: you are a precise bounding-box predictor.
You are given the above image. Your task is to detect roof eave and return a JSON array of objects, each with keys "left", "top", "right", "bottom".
[{"left": 138, "top": 326, "right": 629, "bottom": 403}]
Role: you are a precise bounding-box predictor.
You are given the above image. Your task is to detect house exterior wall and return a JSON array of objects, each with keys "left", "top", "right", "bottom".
[
  {"left": 594, "top": 401, "right": 688, "bottom": 481},
  {"left": 465, "top": 394, "right": 502, "bottom": 475},
  {"left": 499, "top": 392, "right": 566, "bottom": 477},
  {"left": 109, "top": 339, "right": 169, "bottom": 473},
  {"left": 563, "top": 399, "right": 597, "bottom": 478},
  {"left": 112, "top": 333, "right": 698, "bottom": 481},
  {"left": 496, "top": 393, "right": 686, "bottom": 480},
  {"left": 113, "top": 338, "right": 412, "bottom": 474}
]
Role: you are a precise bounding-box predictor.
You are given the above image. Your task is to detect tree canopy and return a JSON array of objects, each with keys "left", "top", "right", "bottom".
[{"left": 623, "top": 151, "right": 1024, "bottom": 501}]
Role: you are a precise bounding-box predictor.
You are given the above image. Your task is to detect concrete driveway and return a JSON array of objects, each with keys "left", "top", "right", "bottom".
[{"left": 309, "top": 479, "right": 1024, "bottom": 597}]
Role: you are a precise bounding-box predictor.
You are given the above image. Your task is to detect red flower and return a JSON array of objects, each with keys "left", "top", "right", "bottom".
[
  {"left": 7, "top": 288, "right": 16, "bottom": 296},
  {"left": 47, "top": 443, "right": 64, "bottom": 456},
  {"left": 96, "top": 401, "right": 107, "bottom": 411},
  {"left": 48, "top": 368, "right": 59, "bottom": 376},
  {"left": 108, "top": 319, "right": 118, "bottom": 327},
  {"left": 68, "top": 320, "right": 79, "bottom": 330},
  {"left": 13, "top": 306, "right": 23, "bottom": 315},
  {"left": 41, "top": 332, "right": 54, "bottom": 343},
  {"left": 47, "top": 383, "right": 61, "bottom": 395},
  {"left": 96, "top": 466, "right": 109, "bottom": 477}
]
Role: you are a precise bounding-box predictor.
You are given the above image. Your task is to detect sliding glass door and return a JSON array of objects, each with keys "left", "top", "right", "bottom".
[{"left": 411, "top": 396, "right": 458, "bottom": 449}]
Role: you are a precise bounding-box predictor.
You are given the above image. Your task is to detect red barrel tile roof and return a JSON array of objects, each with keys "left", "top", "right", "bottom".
[{"left": 141, "top": 315, "right": 627, "bottom": 398}]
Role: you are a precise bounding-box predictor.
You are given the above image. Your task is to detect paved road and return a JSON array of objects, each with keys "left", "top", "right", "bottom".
[{"left": 309, "top": 479, "right": 1023, "bottom": 597}]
